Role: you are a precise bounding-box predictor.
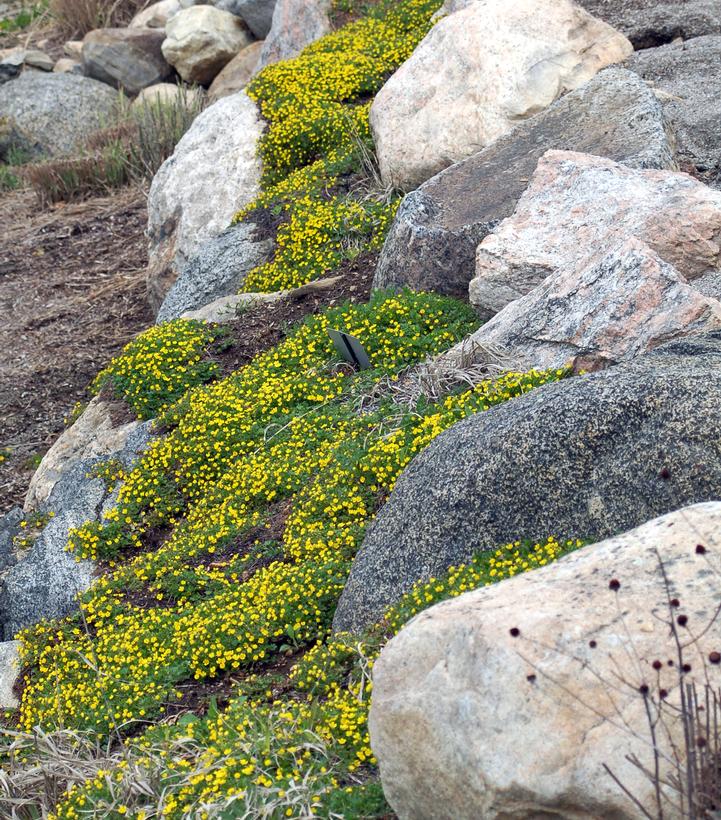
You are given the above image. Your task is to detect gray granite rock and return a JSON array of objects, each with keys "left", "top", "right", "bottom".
[
  {"left": 627, "top": 36, "right": 721, "bottom": 184},
  {"left": 82, "top": 27, "right": 173, "bottom": 96},
  {"left": 0, "top": 423, "right": 152, "bottom": 639},
  {"left": 0, "top": 72, "right": 118, "bottom": 156},
  {"left": 579, "top": 0, "right": 721, "bottom": 49},
  {"left": 0, "top": 507, "right": 22, "bottom": 572},
  {"left": 333, "top": 332, "right": 721, "bottom": 633},
  {"left": 216, "top": 0, "right": 276, "bottom": 38},
  {"left": 146, "top": 90, "right": 264, "bottom": 311},
  {"left": 374, "top": 68, "right": 676, "bottom": 300},
  {"left": 156, "top": 221, "right": 274, "bottom": 322}
]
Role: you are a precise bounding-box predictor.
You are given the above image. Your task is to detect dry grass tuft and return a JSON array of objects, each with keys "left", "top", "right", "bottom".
[
  {"left": 24, "top": 87, "right": 207, "bottom": 206},
  {"left": 48, "top": 0, "right": 150, "bottom": 38}
]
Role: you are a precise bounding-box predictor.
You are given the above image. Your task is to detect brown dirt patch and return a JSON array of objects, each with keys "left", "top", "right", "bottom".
[
  {"left": 165, "top": 648, "right": 305, "bottom": 721},
  {"left": 211, "top": 249, "right": 378, "bottom": 375},
  {"left": 0, "top": 186, "right": 153, "bottom": 514}
]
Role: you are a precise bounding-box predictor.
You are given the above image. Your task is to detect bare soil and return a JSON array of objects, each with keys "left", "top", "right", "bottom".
[
  {"left": 210, "top": 249, "right": 378, "bottom": 376},
  {"left": 0, "top": 187, "right": 153, "bottom": 514}
]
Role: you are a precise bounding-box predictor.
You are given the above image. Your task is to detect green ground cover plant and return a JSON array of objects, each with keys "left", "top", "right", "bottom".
[
  {"left": 236, "top": 0, "right": 442, "bottom": 293},
  {"left": 0, "top": 2, "right": 583, "bottom": 817}
]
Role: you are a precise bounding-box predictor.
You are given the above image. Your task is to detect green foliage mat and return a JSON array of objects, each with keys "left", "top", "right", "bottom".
[{"left": 2, "top": 1, "right": 581, "bottom": 817}]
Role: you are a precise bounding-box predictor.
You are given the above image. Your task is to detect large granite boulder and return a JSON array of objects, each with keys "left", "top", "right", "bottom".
[
  {"left": 333, "top": 333, "right": 721, "bottom": 632},
  {"left": 208, "top": 39, "right": 263, "bottom": 100},
  {"left": 370, "top": 502, "right": 721, "bottom": 820},
  {"left": 162, "top": 5, "right": 253, "bottom": 85},
  {"left": 82, "top": 28, "right": 173, "bottom": 95},
  {"left": 24, "top": 396, "right": 147, "bottom": 512},
  {"left": 1, "top": 420, "right": 152, "bottom": 639},
  {"left": 254, "top": 0, "right": 330, "bottom": 73},
  {"left": 444, "top": 0, "right": 721, "bottom": 47},
  {"left": 580, "top": 0, "right": 721, "bottom": 48},
  {"left": 470, "top": 151, "right": 721, "bottom": 318},
  {"left": 628, "top": 36, "right": 721, "bottom": 184},
  {"left": 0, "top": 115, "right": 42, "bottom": 162},
  {"left": 370, "top": 0, "right": 632, "bottom": 191},
  {"left": 216, "top": 0, "right": 277, "bottom": 38},
  {"left": 146, "top": 90, "right": 264, "bottom": 311},
  {"left": 451, "top": 237, "right": 721, "bottom": 372},
  {"left": 156, "top": 221, "right": 274, "bottom": 322},
  {"left": 0, "top": 72, "right": 118, "bottom": 156},
  {"left": 0, "top": 507, "right": 22, "bottom": 572},
  {"left": 374, "top": 68, "right": 676, "bottom": 299}
]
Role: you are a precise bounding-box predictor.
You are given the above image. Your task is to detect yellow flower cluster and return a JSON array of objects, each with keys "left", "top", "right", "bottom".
[
  {"left": 228, "top": 0, "right": 440, "bottom": 294},
  {"left": 248, "top": 0, "right": 440, "bottom": 184},
  {"left": 11, "top": 3, "right": 585, "bottom": 817},
  {"left": 240, "top": 180, "right": 397, "bottom": 293},
  {"left": 49, "top": 533, "right": 583, "bottom": 819},
  {"left": 22, "top": 291, "right": 481, "bottom": 731},
  {"left": 92, "top": 320, "right": 221, "bottom": 419},
  {"left": 385, "top": 536, "right": 586, "bottom": 634}
]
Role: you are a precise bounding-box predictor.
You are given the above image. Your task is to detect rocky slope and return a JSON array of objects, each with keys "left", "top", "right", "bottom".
[{"left": 0, "top": 0, "right": 720, "bottom": 818}]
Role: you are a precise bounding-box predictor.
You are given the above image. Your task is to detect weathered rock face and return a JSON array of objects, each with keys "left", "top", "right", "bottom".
[
  {"left": 370, "top": 502, "right": 721, "bottom": 820},
  {"left": 82, "top": 28, "right": 172, "bottom": 95},
  {"left": 4, "top": 464, "right": 106, "bottom": 639},
  {"left": 628, "top": 36, "right": 721, "bottom": 184},
  {"left": 443, "top": 0, "right": 721, "bottom": 48},
  {"left": 370, "top": 0, "right": 632, "bottom": 191},
  {"left": 333, "top": 333, "right": 721, "bottom": 633},
  {"left": 470, "top": 150, "right": 721, "bottom": 318},
  {"left": 255, "top": 0, "right": 330, "bottom": 73},
  {"left": 25, "top": 397, "right": 146, "bottom": 512},
  {"left": 146, "top": 91, "right": 264, "bottom": 311},
  {"left": 156, "top": 221, "right": 274, "bottom": 322},
  {"left": 0, "top": 115, "right": 42, "bottom": 162},
  {"left": 374, "top": 68, "right": 676, "bottom": 299},
  {"left": 0, "top": 72, "right": 118, "bottom": 156},
  {"left": 580, "top": 0, "right": 721, "bottom": 49},
  {"left": 208, "top": 39, "right": 263, "bottom": 100},
  {"left": 216, "top": 0, "right": 277, "bottom": 38},
  {"left": 0, "top": 507, "right": 21, "bottom": 572},
  {"left": 2, "top": 418, "right": 152, "bottom": 639},
  {"left": 455, "top": 238, "right": 721, "bottom": 372},
  {"left": 129, "top": 0, "right": 181, "bottom": 28},
  {"left": 162, "top": 5, "right": 253, "bottom": 85},
  {"left": 0, "top": 640, "right": 20, "bottom": 708}
]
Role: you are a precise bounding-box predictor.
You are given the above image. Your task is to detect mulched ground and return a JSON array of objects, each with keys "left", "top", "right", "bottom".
[{"left": 0, "top": 187, "right": 153, "bottom": 514}]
